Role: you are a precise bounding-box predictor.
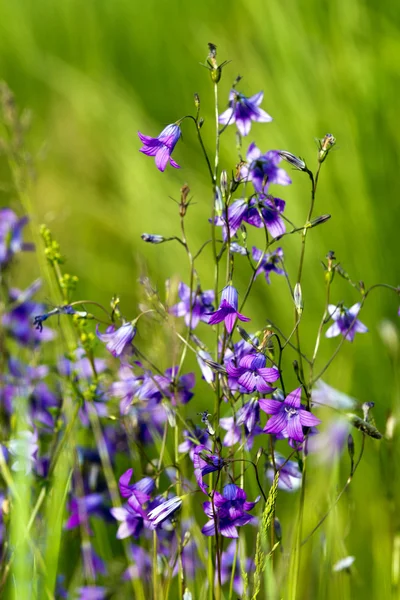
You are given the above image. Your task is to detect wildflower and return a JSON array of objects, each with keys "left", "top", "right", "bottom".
[
  {"left": 202, "top": 483, "right": 259, "bottom": 538},
  {"left": 147, "top": 496, "right": 182, "bottom": 528},
  {"left": 193, "top": 445, "right": 224, "bottom": 494},
  {"left": 196, "top": 350, "right": 215, "bottom": 384},
  {"left": 219, "top": 414, "right": 262, "bottom": 450},
  {"left": 75, "top": 586, "right": 107, "bottom": 600},
  {"left": 252, "top": 247, "right": 285, "bottom": 284},
  {"left": 266, "top": 452, "right": 302, "bottom": 491},
  {"left": 0, "top": 208, "right": 34, "bottom": 266},
  {"left": 207, "top": 285, "right": 250, "bottom": 333},
  {"left": 178, "top": 426, "right": 211, "bottom": 460},
  {"left": 215, "top": 196, "right": 286, "bottom": 241},
  {"left": 170, "top": 282, "right": 215, "bottom": 328},
  {"left": 311, "top": 380, "right": 357, "bottom": 410},
  {"left": 326, "top": 303, "right": 368, "bottom": 341},
  {"left": 118, "top": 468, "right": 155, "bottom": 503},
  {"left": 65, "top": 493, "right": 107, "bottom": 530},
  {"left": 96, "top": 322, "right": 136, "bottom": 357},
  {"left": 138, "top": 366, "right": 195, "bottom": 405},
  {"left": 260, "top": 387, "right": 321, "bottom": 444},
  {"left": 241, "top": 144, "right": 291, "bottom": 193},
  {"left": 226, "top": 352, "right": 279, "bottom": 394},
  {"left": 219, "top": 90, "right": 272, "bottom": 136},
  {"left": 278, "top": 150, "right": 307, "bottom": 171},
  {"left": 110, "top": 501, "right": 148, "bottom": 539},
  {"left": 8, "top": 430, "right": 38, "bottom": 474},
  {"left": 138, "top": 124, "right": 181, "bottom": 172},
  {"left": 219, "top": 541, "right": 254, "bottom": 595}
]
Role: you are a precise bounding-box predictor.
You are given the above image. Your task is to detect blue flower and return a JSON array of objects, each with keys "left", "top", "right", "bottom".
[
  {"left": 138, "top": 124, "right": 181, "bottom": 172},
  {"left": 325, "top": 303, "right": 368, "bottom": 342},
  {"left": 219, "top": 90, "right": 272, "bottom": 136},
  {"left": 207, "top": 285, "right": 250, "bottom": 333},
  {"left": 96, "top": 322, "right": 136, "bottom": 357}
]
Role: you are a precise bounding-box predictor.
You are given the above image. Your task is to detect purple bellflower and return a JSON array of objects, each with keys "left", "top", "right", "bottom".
[
  {"left": 215, "top": 196, "right": 286, "bottom": 241},
  {"left": 147, "top": 496, "right": 182, "bottom": 528},
  {"left": 219, "top": 541, "right": 255, "bottom": 595},
  {"left": 138, "top": 124, "right": 181, "bottom": 172},
  {"left": 170, "top": 282, "right": 215, "bottom": 328},
  {"left": 266, "top": 452, "right": 302, "bottom": 492},
  {"left": 138, "top": 366, "right": 195, "bottom": 405},
  {"left": 326, "top": 303, "right": 368, "bottom": 341},
  {"left": 226, "top": 352, "right": 280, "bottom": 394},
  {"left": 207, "top": 285, "right": 250, "bottom": 333},
  {"left": 260, "top": 387, "right": 321, "bottom": 444},
  {"left": 252, "top": 246, "right": 285, "bottom": 283},
  {"left": 96, "top": 322, "right": 136, "bottom": 357},
  {"left": 75, "top": 586, "right": 107, "bottom": 600},
  {"left": 241, "top": 144, "right": 292, "bottom": 193},
  {"left": 0, "top": 208, "right": 34, "bottom": 265},
  {"left": 219, "top": 90, "right": 272, "bottom": 136},
  {"left": 193, "top": 445, "right": 224, "bottom": 494},
  {"left": 202, "top": 483, "right": 259, "bottom": 539}
]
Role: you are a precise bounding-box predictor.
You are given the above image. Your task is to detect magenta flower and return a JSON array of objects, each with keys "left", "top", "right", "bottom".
[
  {"left": 96, "top": 322, "right": 136, "bottom": 357},
  {"left": 207, "top": 285, "right": 250, "bottom": 333},
  {"left": 138, "top": 124, "right": 181, "bottom": 172},
  {"left": 219, "top": 90, "right": 272, "bottom": 136},
  {"left": 260, "top": 387, "right": 321, "bottom": 443},
  {"left": 326, "top": 303, "right": 368, "bottom": 342}
]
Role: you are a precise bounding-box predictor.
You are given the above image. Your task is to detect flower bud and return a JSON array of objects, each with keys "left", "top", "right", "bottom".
[
  {"left": 220, "top": 170, "right": 228, "bottom": 197},
  {"left": 194, "top": 93, "right": 200, "bottom": 110},
  {"left": 318, "top": 133, "right": 336, "bottom": 163},
  {"left": 294, "top": 283, "right": 303, "bottom": 315},
  {"left": 309, "top": 214, "right": 331, "bottom": 228},
  {"left": 278, "top": 150, "right": 307, "bottom": 171},
  {"left": 141, "top": 233, "right": 165, "bottom": 244}
]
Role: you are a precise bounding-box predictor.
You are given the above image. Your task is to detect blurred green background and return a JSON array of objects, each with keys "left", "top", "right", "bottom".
[{"left": 1, "top": 0, "right": 400, "bottom": 598}]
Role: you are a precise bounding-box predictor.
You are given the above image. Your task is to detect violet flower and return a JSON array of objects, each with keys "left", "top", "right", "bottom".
[
  {"left": 138, "top": 366, "right": 195, "bottom": 405},
  {"left": 75, "top": 586, "right": 107, "bottom": 600},
  {"left": 147, "top": 496, "right": 182, "bottom": 528},
  {"left": 0, "top": 208, "right": 34, "bottom": 265},
  {"left": 138, "top": 124, "right": 181, "bottom": 172},
  {"left": 193, "top": 445, "right": 224, "bottom": 494},
  {"left": 219, "top": 414, "right": 262, "bottom": 450},
  {"left": 207, "top": 285, "right": 250, "bottom": 333},
  {"left": 326, "top": 303, "right": 368, "bottom": 342},
  {"left": 202, "top": 483, "right": 259, "bottom": 539},
  {"left": 226, "top": 352, "right": 280, "bottom": 394},
  {"left": 219, "top": 541, "right": 254, "bottom": 595},
  {"left": 219, "top": 90, "right": 272, "bottom": 136},
  {"left": 118, "top": 468, "right": 155, "bottom": 503},
  {"left": 170, "top": 282, "right": 215, "bottom": 328},
  {"left": 178, "top": 426, "right": 210, "bottom": 460},
  {"left": 241, "top": 144, "right": 292, "bottom": 193},
  {"left": 215, "top": 196, "right": 286, "bottom": 241},
  {"left": 260, "top": 387, "right": 321, "bottom": 444},
  {"left": 96, "top": 322, "right": 136, "bottom": 357},
  {"left": 266, "top": 452, "right": 302, "bottom": 491},
  {"left": 252, "top": 246, "right": 285, "bottom": 284},
  {"left": 110, "top": 501, "right": 148, "bottom": 539}
]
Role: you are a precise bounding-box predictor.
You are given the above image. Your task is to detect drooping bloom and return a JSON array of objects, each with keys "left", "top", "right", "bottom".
[
  {"left": 219, "top": 541, "right": 255, "bottom": 595},
  {"left": 226, "top": 352, "right": 280, "bottom": 394},
  {"left": 170, "top": 282, "right": 215, "bottom": 328},
  {"left": 219, "top": 90, "right": 272, "bottom": 136},
  {"left": 241, "top": 144, "right": 292, "bottom": 193},
  {"left": 138, "top": 366, "right": 195, "bottom": 405},
  {"left": 207, "top": 285, "right": 250, "bottom": 333},
  {"left": 0, "top": 208, "right": 34, "bottom": 266},
  {"left": 147, "top": 496, "right": 182, "bottom": 528},
  {"left": 260, "top": 387, "right": 321, "bottom": 444},
  {"left": 202, "top": 483, "right": 259, "bottom": 539},
  {"left": 96, "top": 322, "right": 136, "bottom": 357},
  {"left": 214, "top": 196, "right": 286, "bottom": 241},
  {"left": 252, "top": 246, "right": 285, "bottom": 283},
  {"left": 138, "top": 124, "right": 181, "bottom": 172},
  {"left": 193, "top": 445, "right": 224, "bottom": 494},
  {"left": 266, "top": 452, "right": 302, "bottom": 491},
  {"left": 311, "top": 380, "right": 357, "bottom": 410},
  {"left": 325, "top": 303, "right": 368, "bottom": 342}
]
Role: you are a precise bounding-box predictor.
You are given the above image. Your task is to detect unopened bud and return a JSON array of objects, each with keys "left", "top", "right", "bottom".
[
  {"left": 198, "top": 118, "right": 204, "bottom": 129},
  {"left": 141, "top": 233, "right": 165, "bottom": 244},
  {"left": 310, "top": 214, "right": 331, "bottom": 228},
  {"left": 278, "top": 150, "right": 307, "bottom": 171},
  {"left": 194, "top": 93, "right": 200, "bottom": 110},
  {"left": 318, "top": 133, "right": 336, "bottom": 163},
  {"left": 220, "top": 170, "right": 228, "bottom": 197},
  {"left": 347, "top": 434, "right": 355, "bottom": 460},
  {"left": 214, "top": 187, "right": 223, "bottom": 217},
  {"left": 294, "top": 283, "right": 303, "bottom": 315}
]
